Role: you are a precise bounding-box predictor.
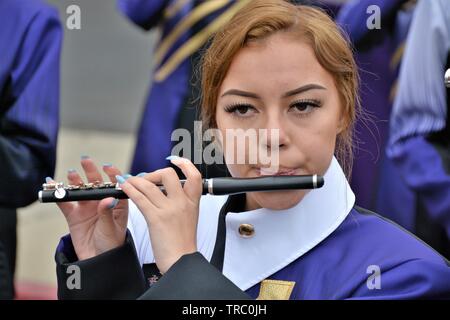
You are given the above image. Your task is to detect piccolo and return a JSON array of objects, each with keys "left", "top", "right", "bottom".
[
  {"left": 38, "top": 175, "right": 324, "bottom": 203},
  {"left": 445, "top": 68, "right": 450, "bottom": 88}
]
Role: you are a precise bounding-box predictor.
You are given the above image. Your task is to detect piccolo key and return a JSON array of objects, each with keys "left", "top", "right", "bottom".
[{"left": 38, "top": 175, "right": 324, "bottom": 203}]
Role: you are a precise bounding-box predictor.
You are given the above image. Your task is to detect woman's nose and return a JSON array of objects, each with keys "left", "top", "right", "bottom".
[{"left": 261, "top": 116, "right": 290, "bottom": 149}]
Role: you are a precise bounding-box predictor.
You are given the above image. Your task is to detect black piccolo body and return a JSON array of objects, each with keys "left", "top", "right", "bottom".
[{"left": 38, "top": 175, "right": 324, "bottom": 203}]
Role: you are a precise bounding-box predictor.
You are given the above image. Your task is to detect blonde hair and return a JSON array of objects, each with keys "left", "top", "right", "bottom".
[{"left": 200, "top": 0, "right": 360, "bottom": 177}]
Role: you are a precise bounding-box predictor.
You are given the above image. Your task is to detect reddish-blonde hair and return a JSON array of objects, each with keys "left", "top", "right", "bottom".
[{"left": 200, "top": 0, "right": 360, "bottom": 177}]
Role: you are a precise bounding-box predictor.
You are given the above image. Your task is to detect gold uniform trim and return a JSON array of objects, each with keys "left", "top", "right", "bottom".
[
  {"left": 164, "top": 0, "right": 190, "bottom": 20},
  {"left": 389, "top": 79, "right": 398, "bottom": 103},
  {"left": 256, "top": 279, "right": 296, "bottom": 300},
  {"left": 390, "top": 42, "right": 405, "bottom": 71},
  {"left": 154, "top": 0, "right": 251, "bottom": 82},
  {"left": 155, "top": 0, "right": 231, "bottom": 68}
]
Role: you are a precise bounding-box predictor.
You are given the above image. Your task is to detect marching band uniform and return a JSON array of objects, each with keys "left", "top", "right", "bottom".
[
  {"left": 55, "top": 157, "right": 450, "bottom": 299},
  {"left": 377, "top": 0, "right": 450, "bottom": 259},
  {"left": 0, "top": 0, "right": 61, "bottom": 299},
  {"left": 336, "top": 0, "right": 415, "bottom": 210},
  {"left": 117, "top": 0, "right": 252, "bottom": 178}
]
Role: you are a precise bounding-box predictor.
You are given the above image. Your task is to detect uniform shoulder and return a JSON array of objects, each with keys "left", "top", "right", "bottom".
[
  {"left": 344, "top": 206, "right": 449, "bottom": 266},
  {"left": 287, "top": 206, "right": 450, "bottom": 298},
  {"left": 0, "top": 0, "right": 60, "bottom": 41},
  {"left": 1, "top": 0, "right": 59, "bottom": 19}
]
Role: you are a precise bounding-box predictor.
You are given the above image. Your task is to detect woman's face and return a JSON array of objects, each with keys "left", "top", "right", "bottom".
[{"left": 215, "top": 32, "right": 345, "bottom": 211}]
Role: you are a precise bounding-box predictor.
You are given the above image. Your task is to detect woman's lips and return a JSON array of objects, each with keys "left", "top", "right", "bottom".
[{"left": 256, "top": 167, "right": 298, "bottom": 176}]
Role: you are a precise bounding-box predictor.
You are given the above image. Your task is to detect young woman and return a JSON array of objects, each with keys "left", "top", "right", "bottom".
[{"left": 53, "top": 0, "right": 450, "bottom": 299}]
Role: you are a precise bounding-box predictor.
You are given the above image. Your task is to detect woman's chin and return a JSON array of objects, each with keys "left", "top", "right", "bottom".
[{"left": 247, "top": 189, "right": 309, "bottom": 211}]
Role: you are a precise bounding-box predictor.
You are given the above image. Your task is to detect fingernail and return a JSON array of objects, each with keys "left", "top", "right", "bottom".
[
  {"left": 124, "top": 174, "right": 132, "bottom": 180},
  {"left": 166, "top": 155, "right": 182, "bottom": 161},
  {"left": 103, "top": 163, "right": 113, "bottom": 167},
  {"left": 137, "top": 172, "right": 147, "bottom": 177},
  {"left": 81, "top": 155, "right": 90, "bottom": 160},
  {"left": 108, "top": 198, "right": 119, "bottom": 209},
  {"left": 45, "top": 177, "right": 53, "bottom": 183},
  {"left": 67, "top": 169, "right": 77, "bottom": 174},
  {"left": 115, "top": 175, "right": 126, "bottom": 184}
]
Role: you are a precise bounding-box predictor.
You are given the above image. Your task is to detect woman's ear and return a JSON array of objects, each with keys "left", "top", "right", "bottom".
[{"left": 336, "top": 111, "right": 348, "bottom": 135}]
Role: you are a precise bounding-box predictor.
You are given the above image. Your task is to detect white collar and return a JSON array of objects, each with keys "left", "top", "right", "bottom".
[
  {"left": 127, "top": 157, "right": 355, "bottom": 291},
  {"left": 221, "top": 156, "right": 355, "bottom": 290}
]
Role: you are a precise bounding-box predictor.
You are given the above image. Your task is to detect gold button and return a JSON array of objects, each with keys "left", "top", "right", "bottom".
[{"left": 238, "top": 224, "right": 255, "bottom": 238}]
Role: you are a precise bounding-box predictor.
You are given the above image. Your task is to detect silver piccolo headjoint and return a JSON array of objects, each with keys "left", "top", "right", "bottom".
[{"left": 445, "top": 68, "right": 450, "bottom": 88}]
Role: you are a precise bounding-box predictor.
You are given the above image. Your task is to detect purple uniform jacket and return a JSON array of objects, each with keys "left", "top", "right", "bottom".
[{"left": 0, "top": 0, "right": 61, "bottom": 207}]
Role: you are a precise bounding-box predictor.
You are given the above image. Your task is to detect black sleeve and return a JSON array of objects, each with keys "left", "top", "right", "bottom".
[
  {"left": 55, "top": 231, "right": 148, "bottom": 300},
  {"left": 139, "top": 252, "right": 251, "bottom": 300},
  {"left": 0, "top": 241, "right": 13, "bottom": 299},
  {"left": 56, "top": 232, "right": 251, "bottom": 300}
]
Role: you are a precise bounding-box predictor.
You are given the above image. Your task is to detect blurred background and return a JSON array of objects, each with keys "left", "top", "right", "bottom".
[{"left": 15, "top": 0, "right": 156, "bottom": 299}]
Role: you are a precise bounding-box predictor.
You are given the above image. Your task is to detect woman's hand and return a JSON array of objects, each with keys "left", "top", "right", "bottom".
[
  {"left": 117, "top": 156, "right": 203, "bottom": 274},
  {"left": 52, "top": 157, "right": 129, "bottom": 261}
]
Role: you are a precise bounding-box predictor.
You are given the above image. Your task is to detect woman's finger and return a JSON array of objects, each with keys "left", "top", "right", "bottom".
[
  {"left": 97, "top": 197, "right": 128, "bottom": 242},
  {"left": 80, "top": 156, "right": 104, "bottom": 184},
  {"left": 67, "top": 168, "right": 84, "bottom": 186},
  {"left": 142, "top": 167, "right": 183, "bottom": 199},
  {"left": 117, "top": 176, "right": 159, "bottom": 219},
  {"left": 103, "top": 164, "right": 128, "bottom": 209},
  {"left": 66, "top": 168, "right": 98, "bottom": 209},
  {"left": 102, "top": 164, "right": 123, "bottom": 183},
  {"left": 167, "top": 156, "right": 202, "bottom": 200},
  {"left": 120, "top": 175, "right": 166, "bottom": 208}
]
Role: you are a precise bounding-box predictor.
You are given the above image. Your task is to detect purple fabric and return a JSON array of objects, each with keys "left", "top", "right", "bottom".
[
  {"left": 117, "top": 0, "right": 233, "bottom": 174},
  {"left": 117, "top": 0, "right": 192, "bottom": 174},
  {"left": 56, "top": 234, "right": 78, "bottom": 263},
  {"left": 117, "top": 0, "right": 170, "bottom": 31},
  {"left": 350, "top": 42, "right": 395, "bottom": 209},
  {"left": 245, "top": 207, "right": 450, "bottom": 299},
  {"left": 336, "top": 0, "right": 413, "bottom": 210},
  {"left": 337, "top": 0, "right": 406, "bottom": 45},
  {"left": 376, "top": 154, "right": 416, "bottom": 232},
  {"left": 0, "top": 0, "right": 61, "bottom": 207},
  {"left": 383, "top": 136, "right": 450, "bottom": 238},
  {"left": 130, "top": 64, "right": 191, "bottom": 174},
  {"left": 387, "top": 0, "right": 450, "bottom": 152}
]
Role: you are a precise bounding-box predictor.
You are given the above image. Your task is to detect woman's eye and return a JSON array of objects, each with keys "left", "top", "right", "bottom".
[
  {"left": 224, "top": 104, "right": 256, "bottom": 117},
  {"left": 290, "top": 99, "right": 321, "bottom": 115}
]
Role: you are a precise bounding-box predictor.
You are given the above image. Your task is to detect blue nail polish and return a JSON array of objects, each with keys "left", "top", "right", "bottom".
[
  {"left": 67, "top": 169, "right": 77, "bottom": 174},
  {"left": 166, "top": 155, "right": 181, "bottom": 161},
  {"left": 45, "top": 177, "right": 53, "bottom": 183},
  {"left": 124, "top": 174, "right": 132, "bottom": 180},
  {"left": 137, "top": 172, "right": 147, "bottom": 177},
  {"left": 108, "top": 198, "right": 119, "bottom": 209},
  {"left": 115, "top": 175, "right": 126, "bottom": 184},
  {"left": 81, "top": 155, "right": 90, "bottom": 160},
  {"left": 103, "top": 163, "right": 113, "bottom": 167}
]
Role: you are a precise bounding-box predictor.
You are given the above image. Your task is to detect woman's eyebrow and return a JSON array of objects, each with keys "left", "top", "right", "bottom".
[
  {"left": 282, "top": 84, "right": 326, "bottom": 97},
  {"left": 220, "top": 84, "right": 326, "bottom": 99},
  {"left": 220, "top": 89, "right": 260, "bottom": 99}
]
